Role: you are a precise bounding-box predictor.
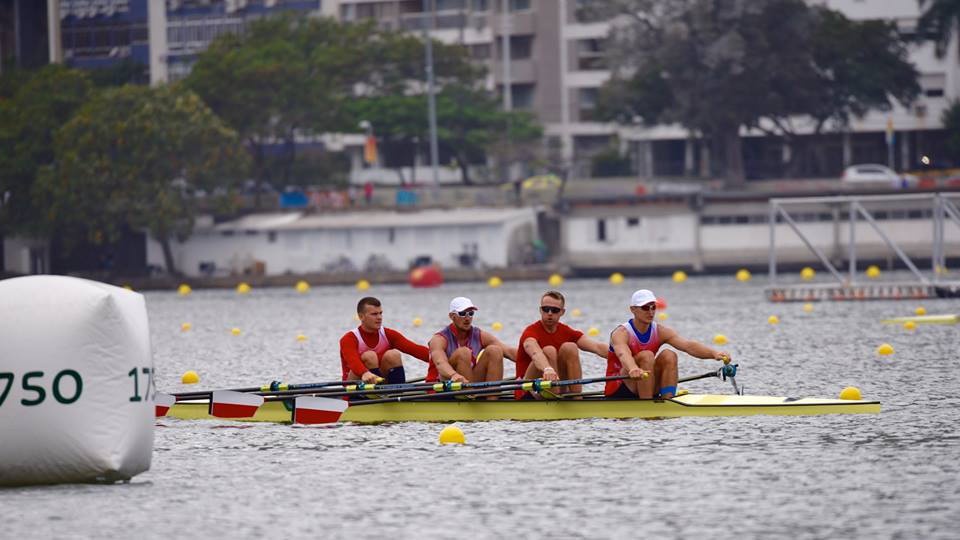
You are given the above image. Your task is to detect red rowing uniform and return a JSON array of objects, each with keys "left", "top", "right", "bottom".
[
  {"left": 425, "top": 324, "right": 484, "bottom": 382},
  {"left": 339, "top": 326, "right": 429, "bottom": 380},
  {"left": 514, "top": 321, "right": 583, "bottom": 399},
  {"left": 605, "top": 320, "right": 662, "bottom": 396}
]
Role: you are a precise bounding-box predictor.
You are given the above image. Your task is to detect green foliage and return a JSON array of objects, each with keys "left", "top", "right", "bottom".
[
  {"left": 916, "top": 0, "right": 960, "bottom": 57},
  {"left": 943, "top": 101, "right": 960, "bottom": 163},
  {"left": 0, "top": 65, "right": 93, "bottom": 236},
  {"left": 590, "top": 147, "right": 633, "bottom": 178},
  {"left": 36, "top": 85, "right": 247, "bottom": 274},
  {"left": 598, "top": 0, "right": 919, "bottom": 183}
]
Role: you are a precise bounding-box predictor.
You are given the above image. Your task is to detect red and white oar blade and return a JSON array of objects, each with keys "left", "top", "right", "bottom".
[
  {"left": 293, "top": 396, "right": 349, "bottom": 425},
  {"left": 210, "top": 390, "right": 264, "bottom": 418},
  {"left": 155, "top": 393, "right": 176, "bottom": 417}
]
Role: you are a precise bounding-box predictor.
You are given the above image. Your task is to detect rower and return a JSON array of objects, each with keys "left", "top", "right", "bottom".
[
  {"left": 606, "top": 289, "right": 730, "bottom": 399},
  {"left": 339, "top": 296, "right": 430, "bottom": 387},
  {"left": 427, "top": 297, "right": 517, "bottom": 398},
  {"left": 515, "top": 290, "right": 609, "bottom": 397}
]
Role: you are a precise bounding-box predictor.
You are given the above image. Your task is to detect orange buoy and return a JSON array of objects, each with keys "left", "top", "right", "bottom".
[
  {"left": 655, "top": 297, "right": 668, "bottom": 310},
  {"left": 409, "top": 264, "right": 444, "bottom": 288}
]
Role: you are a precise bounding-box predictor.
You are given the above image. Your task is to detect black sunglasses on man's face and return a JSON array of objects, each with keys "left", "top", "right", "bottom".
[
  {"left": 540, "top": 306, "right": 562, "bottom": 314},
  {"left": 457, "top": 309, "right": 477, "bottom": 317},
  {"left": 637, "top": 303, "right": 657, "bottom": 312}
]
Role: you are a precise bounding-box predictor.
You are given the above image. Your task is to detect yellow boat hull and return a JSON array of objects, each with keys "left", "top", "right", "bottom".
[
  {"left": 881, "top": 314, "right": 959, "bottom": 325},
  {"left": 166, "top": 394, "right": 880, "bottom": 424}
]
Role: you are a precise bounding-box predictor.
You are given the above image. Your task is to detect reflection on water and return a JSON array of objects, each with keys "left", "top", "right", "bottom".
[{"left": 3, "top": 275, "right": 959, "bottom": 538}]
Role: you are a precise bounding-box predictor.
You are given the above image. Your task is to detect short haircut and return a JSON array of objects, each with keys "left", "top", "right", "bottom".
[
  {"left": 357, "top": 296, "right": 381, "bottom": 314},
  {"left": 542, "top": 290, "right": 565, "bottom": 307}
]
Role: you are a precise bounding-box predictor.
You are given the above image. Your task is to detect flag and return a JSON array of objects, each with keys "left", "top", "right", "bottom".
[
  {"left": 363, "top": 135, "right": 378, "bottom": 165},
  {"left": 293, "top": 396, "right": 349, "bottom": 424}
]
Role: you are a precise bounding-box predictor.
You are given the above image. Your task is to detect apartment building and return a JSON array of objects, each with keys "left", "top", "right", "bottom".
[{"left": 27, "top": 0, "right": 960, "bottom": 181}]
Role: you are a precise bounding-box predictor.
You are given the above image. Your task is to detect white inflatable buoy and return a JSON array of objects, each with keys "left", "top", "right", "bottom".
[{"left": 0, "top": 276, "right": 154, "bottom": 486}]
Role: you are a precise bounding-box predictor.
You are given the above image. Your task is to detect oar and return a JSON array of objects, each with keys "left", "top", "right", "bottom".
[
  {"left": 291, "top": 374, "right": 637, "bottom": 424},
  {"left": 263, "top": 376, "right": 526, "bottom": 400},
  {"left": 173, "top": 376, "right": 428, "bottom": 401}
]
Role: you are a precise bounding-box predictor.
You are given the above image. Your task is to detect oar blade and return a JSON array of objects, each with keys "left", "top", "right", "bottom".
[
  {"left": 155, "top": 393, "right": 176, "bottom": 417},
  {"left": 293, "top": 396, "right": 349, "bottom": 425},
  {"left": 210, "top": 390, "right": 265, "bottom": 418}
]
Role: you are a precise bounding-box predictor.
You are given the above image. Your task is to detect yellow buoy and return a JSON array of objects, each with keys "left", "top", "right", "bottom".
[
  {"left": 356, "top": 279, "right": 370, "bottom": 291},
  {"left": 803, "top": 303, "right": 814, "bottom": 313},
  {"left": 412, "top": 317, "right": 423, "bottom": 327},
  {"left": 548, "top": 273, "right": 564, "bottom": 287},
  {"left": 800, "top": 267, "right": 815, "bottom": 280},
  {"left": 713, "top": 334, "right": 728, "bottom": 345},
  {"left": 839, "top": 386, "right": 862, "bottom": 400},
  {"left": 768, "top": 315, "right": 780, "bottom": 325},
  {"left": 876, "top": 343, "right": 894, "bottom": 356},
  {"left": 657, "top": 312, "right": 669, "bottom": 321},
  {"left": 491, "top": 321, "right": 503, "bottom": 331},
  {"left": 231, "top": 327, "right": 242, "bottom": 336},
  {"left": 915, "top": 306, "right": 927, "bottom": 316},
  {"left": 735, "top": 269, "right": 751, "bottom": 282},
  {"left": 587, "top": 327, "right": 600, "bottom": 337},
  {"left": 123, "top": 284, "right": 133, "bottom": 291},
  {"left": 487, "top": 276, "right": 502, "bottom": 288},
  {"left": 672, "top": 270, "right": 687, "bottom": 283},
  {"left": 609, "top": 272, "right": 624, "bottom": 285},
  {"left": 295, "top": 280, "right": 310, "bottom": 293},
  {"left": 571, "top": 308, "right": 582, "bottom": 317},
  {"left": 296, "top": 333, "right": 307, "bottom": 342},
  {"left": 180, "top": 322, "right": 192, "bottom": 332},
  {"left": 865, "top": 265, "right": 881, "bottom": 279},
  {"left": 177, "top": 284, "right": 192, "bottom": 296},
  {"left": 181, "top": 370, "right": 200, "bottom": 384},
  {"left": 903, "top": 321, "right": 916, "bottom": 331},
  {"left": 236, "top": 282, "right": 251, "bottom": 294},
  {"left": 439, "top": 425, "right": 465, "bottom": 445}
]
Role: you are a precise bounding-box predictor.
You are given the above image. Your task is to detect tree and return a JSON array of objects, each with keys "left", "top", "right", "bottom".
[
  {"left": 751, "top": 8, "right": 920, "bottom": 176},
  {"left": 185, "top": 16, "right": 381, "bottom": 205},
  {"left": 36, "top": 85, "right": 248, "bottom": 276},
  {"left": 598, "top": 0, "right": 919, "bottom": 184},
  {"left": 917, "top": 0, "right": 960, "bottom": 57},
  {"left": 0, "top": 65, "right": 93, "bottom": 238},
  {"left": 345, "top": 29, "right": 541, "bottom": 185}
]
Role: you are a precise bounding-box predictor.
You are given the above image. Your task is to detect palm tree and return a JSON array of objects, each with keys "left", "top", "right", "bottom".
[{"left": 917, "top": 0, "right": 960, "bottom": 57}]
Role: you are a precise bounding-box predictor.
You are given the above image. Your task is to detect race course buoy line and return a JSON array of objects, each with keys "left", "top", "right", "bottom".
[{"left": 0, "top": 276, "right": 154, "bottom": 486}]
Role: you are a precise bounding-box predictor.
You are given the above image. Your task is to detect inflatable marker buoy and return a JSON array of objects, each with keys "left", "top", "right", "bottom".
[{"left": 0, "top": 276, "right": 154, "bottom": 486}]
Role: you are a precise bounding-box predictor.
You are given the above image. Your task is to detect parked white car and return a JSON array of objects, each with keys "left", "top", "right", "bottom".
[{"left": 841, "top": 164, "right": 919, "bottom": 188}]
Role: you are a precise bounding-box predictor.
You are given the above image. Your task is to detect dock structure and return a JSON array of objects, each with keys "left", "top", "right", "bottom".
[{"left": 765, "top": 193, "right": 960, "bottom": 302}]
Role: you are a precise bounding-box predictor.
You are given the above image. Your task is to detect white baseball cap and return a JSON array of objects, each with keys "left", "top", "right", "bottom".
[
  {"left": 449, "top": 297, "right": 478, "bottom": 313},
  {"left": 630, "top": 289, "right": 657, "bottom": 307}
]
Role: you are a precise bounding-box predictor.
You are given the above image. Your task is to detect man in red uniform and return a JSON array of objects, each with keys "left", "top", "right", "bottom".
[
  {"left": 515, "top": 290, "right": 609, "bottom": 396},
  {"left": 606, "top": 289, "right": 730, "bottom": 399},
  {"left": 427, "top": 297, "right": 517, "bottom": 394},
  {"left": 339, "top": 296, "right": 430, "bottom": 385}
]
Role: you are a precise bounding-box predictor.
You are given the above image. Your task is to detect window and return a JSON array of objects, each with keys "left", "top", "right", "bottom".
[
  {"left": 578, "top": 87, "right": 599, "bottom": 121},
  {"left": 469, "top": 43, "right": 491, "bottom": 59},
  {"left": 626, "top": 217, "right": 640, "bottom": 227},
  {"left": 577, "top": 38, "right": 607, "bottom": 70},
  {"left": 510, "top": 0, "right": 530, "bottom": 11},
  {"left": 437, "top": 0, "right": 467, "bottom": 10},
  {"left": 510, "top": 35, "right": 533, "bottom": 59},
  {"left": 597, "top": 219, "right": 607, "bottom": 242},
  {"left": 510, "top": 84, "right": 535, "bottom": 109},
  {"left": 268, "top": 231, "right": 277, "bottom": 243},
  {"left": 472, "top": 0, "right": 489, "bottom": 11}
]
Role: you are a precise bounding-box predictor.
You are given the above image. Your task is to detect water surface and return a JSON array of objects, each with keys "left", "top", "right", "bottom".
[{"left": 3, "top": 275, "right": 959, "bottom": 538}]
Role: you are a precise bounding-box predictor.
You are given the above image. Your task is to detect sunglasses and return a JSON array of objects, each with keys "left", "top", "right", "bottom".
[
  {"left": 637, "top": 303, "right": 657, "bottom": 312},
  {"left": 457, "top": 309, "right": 477, "bottom": 317},
  {"left": 540, "top": 306, "right": 563, "bottom": 314}
]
